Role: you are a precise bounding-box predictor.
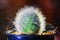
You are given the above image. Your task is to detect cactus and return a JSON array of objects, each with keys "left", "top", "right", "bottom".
[{"left": 13, "top": 6, "right": 46, "bottom": 35}]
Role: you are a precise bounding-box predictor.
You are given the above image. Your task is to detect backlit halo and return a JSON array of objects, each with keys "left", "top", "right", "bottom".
[{"left": 13, "top": 6, "right": 46, "bottom": 35}]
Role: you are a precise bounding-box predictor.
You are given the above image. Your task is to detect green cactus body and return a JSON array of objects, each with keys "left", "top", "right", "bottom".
[{"left": 23, "top": 14, "right": 35, "bottom": 34}]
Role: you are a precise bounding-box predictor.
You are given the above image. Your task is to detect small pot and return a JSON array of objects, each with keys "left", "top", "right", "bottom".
[{"left": 7, "top": 34, "right": 54, "bottom": 40}]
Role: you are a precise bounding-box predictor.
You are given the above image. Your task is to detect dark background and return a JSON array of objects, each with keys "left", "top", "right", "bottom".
[{"left": 0, "top": 0, "right": 60, "bottom": 40}]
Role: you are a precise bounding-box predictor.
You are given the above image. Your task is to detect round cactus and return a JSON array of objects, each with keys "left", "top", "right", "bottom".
[{"left": 13, "top": 6, "right": 46, "bottom": 35}]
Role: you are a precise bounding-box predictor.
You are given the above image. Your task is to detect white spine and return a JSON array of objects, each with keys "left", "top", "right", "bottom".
[{"left": 13, "top": 6, "right": 46, "bottom": 35}]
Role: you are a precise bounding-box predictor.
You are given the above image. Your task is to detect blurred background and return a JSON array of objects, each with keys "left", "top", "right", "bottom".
[{"left": 0, "top": 0, "right": 60, "bottom": 40}]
